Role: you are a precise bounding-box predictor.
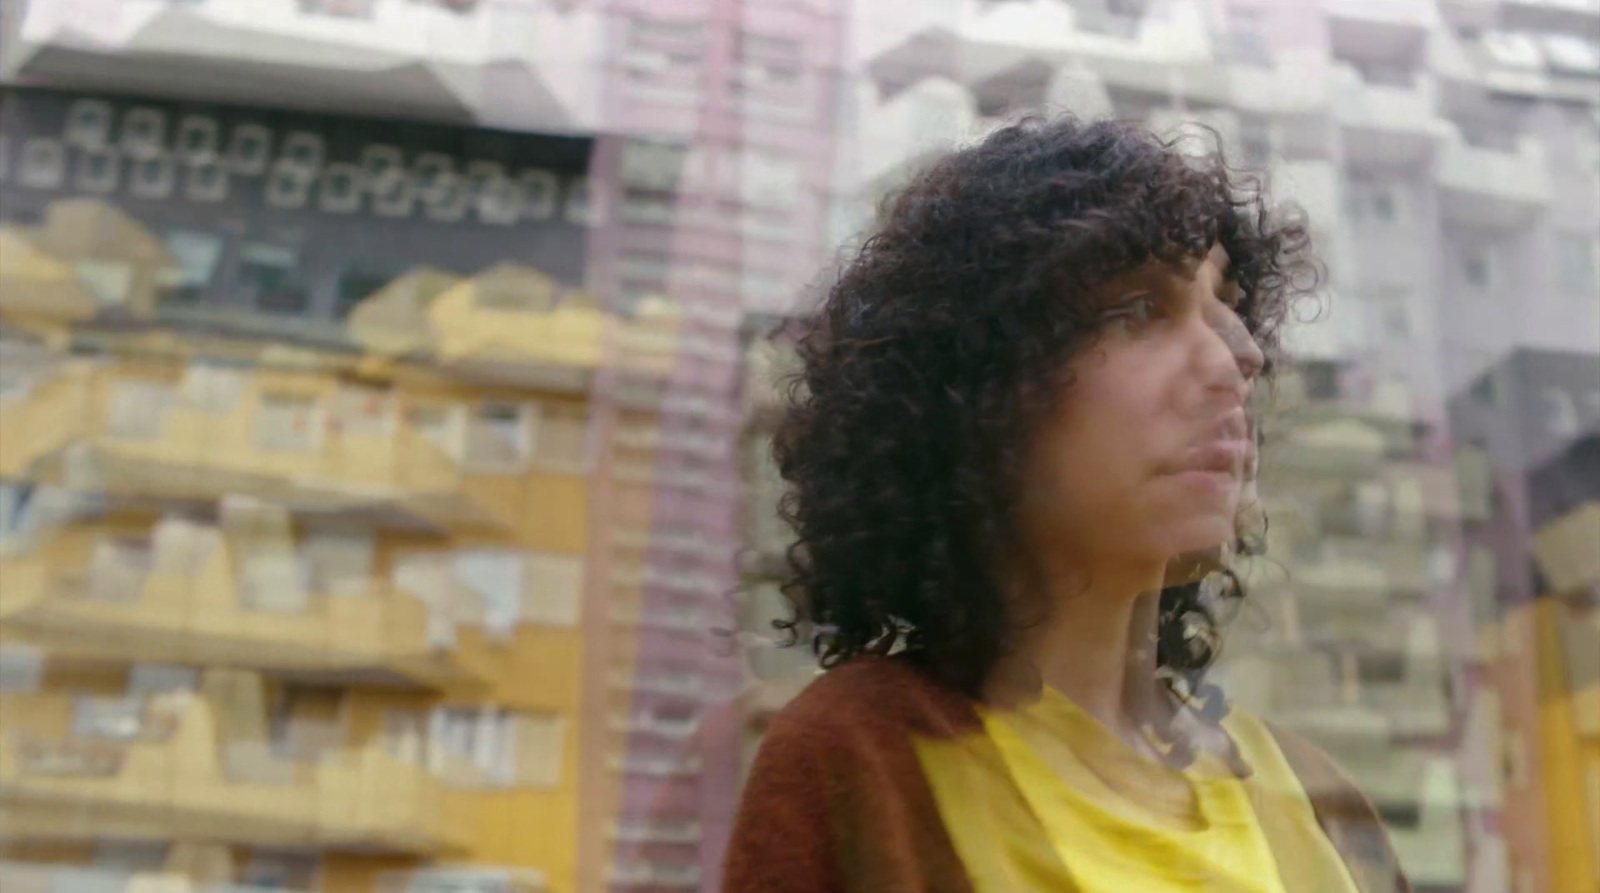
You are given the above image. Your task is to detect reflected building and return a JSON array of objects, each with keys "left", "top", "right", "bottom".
[{"left": 0, "top": 1, "right": 1595, "bottom": 893}]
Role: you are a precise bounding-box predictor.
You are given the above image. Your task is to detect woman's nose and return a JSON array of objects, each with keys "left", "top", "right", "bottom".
[{"left": 1198, "top": 301, "right": 1264, "bottom": 390}]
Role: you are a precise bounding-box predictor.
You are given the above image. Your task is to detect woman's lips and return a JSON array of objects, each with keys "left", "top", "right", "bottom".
[{"left": 1173, "top": 439, "right": 1254, "bottom": 477}]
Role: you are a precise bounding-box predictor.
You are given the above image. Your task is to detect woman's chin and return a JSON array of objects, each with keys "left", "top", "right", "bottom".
[{"left": 1163, "top": 545, "right": 1227, "bottom": 587}]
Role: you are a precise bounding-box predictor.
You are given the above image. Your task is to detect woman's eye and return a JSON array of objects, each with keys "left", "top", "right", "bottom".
[{"left": 1110, "top": 294, "right": 1162, "bottom": 332}]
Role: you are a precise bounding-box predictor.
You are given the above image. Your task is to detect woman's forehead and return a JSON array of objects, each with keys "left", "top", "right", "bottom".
[{"left": 1094, "top": 243, "right": 1231, "bottom": 298}]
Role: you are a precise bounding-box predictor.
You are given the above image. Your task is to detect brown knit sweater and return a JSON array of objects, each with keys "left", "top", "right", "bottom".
[{"left": 724, "top": 656, "right": 1411, "bottom": 893}]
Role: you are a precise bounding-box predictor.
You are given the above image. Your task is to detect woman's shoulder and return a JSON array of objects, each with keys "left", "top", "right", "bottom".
[{"left": 760, "top": 655, "right": 983, "bottom": 758}]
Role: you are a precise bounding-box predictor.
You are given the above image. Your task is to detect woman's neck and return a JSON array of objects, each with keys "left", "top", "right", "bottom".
[{"left": 988, "top": 564, "right": 1168, "bottom": 751}]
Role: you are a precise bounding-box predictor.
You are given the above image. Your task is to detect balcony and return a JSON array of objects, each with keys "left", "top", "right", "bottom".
[
  {"left": 1289, "top": 718, "right": 1468, "bottom": 888},
  {"left": 855, "top": 78, "right": 976, "bottom": 196},
  {"left": 1260, "top": 419, "right": 1389, "bottom": 486},
  {"left": 1435, "top": 133, "right": 1552, "bottom": 230},
  {"left": 0, "top": 362, "right": 518, "bottom": 532},
  {"left": 1145, "top": 108, "right": 1239, "bottom": 160},
  {"left": 349, "top": 264, "right": 682, "bottom": 393},
  {"left": 0, "top": 200, "right": 175, "bottom": 331},
  {"left": 1533, "top": 501, "right": 1600, "bottom": 593},
  {"left": 378, "top": 866, "right": 550, "bottom": 893},
  {"left": 0, "top": 691, "right": 468, "bottom": 854},
  {"left": 0, "top": 519, "right": 479, "bottom": 690},
  {"left": 1331, "top": 67, "right": 1448, "bottom": 167},
  {"left": 1226, "top": 48, "right": 1333, "bottom": 117},
  {"left": 1321, "top": 0, "right": 1437, "bottom": 64},
  {"left": 4, "top": 0, "right": 603, "bottom": 132},
  {"left": 0, "top": 863, "right": 316, "bottom": 893},
  {"left": 1286, "top": 535, "right": 1434, "bottom": 603},
  {"left": 1265, "top": 363, "right": 1418, "bottom": 448}
]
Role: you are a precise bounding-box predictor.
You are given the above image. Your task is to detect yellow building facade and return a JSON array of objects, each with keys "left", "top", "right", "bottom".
[
  {"left": 1532, "top": 498, "right": 1600, "bottom": 893},
  {"left": 0, "top": 224, "right": 681, "bottom": 893}
]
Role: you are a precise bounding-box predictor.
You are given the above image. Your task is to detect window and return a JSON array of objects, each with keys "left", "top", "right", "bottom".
[
  {"left": 180, "top": 363, "right": 246, "bottom": 413},
  {"left": 185, "top": 158, "right": 229, "bottom": 202},
  {"left": 301, "top": 528, "right": 374, "bottom": 596},
  {"left": 565, "top": 177, "right": 597, "bottom": 226},
  {"left": 77, "top": 260, "right": 134, "bottom": 307},
  {"left": 534, "top": 402, "right": 589, "bottom": 471},
  {"left": 72, "top": 695, "right": 146, "bottom": 740},
  {"left": 254, "top": 391, "right": 321, "bottom": 452},
  {"left": 87, "top": 535, "right": 154, "bottom": 603},
  {"left": 620, "top": 139, "right": 688, "bottom": 191},
  {"left": 620, "top": 191, "right": 676, "bottom": 226},
  {"left": 75, "top": 146, "right": 120, "bottom": 193},
  {"left": 64, "top": 99, "right": 113, "bottom": 149},
  {"left": 428, "top": 708, "right": 567, "bottom": 790},
  {"left": 329, "top": 384, "right": 393, "bottom": 438},
  {"left": 119, "top": 108, "right": 167, "bottom": 159},
  {"left": 423, "top": 172, "right": 472, "bottom": 223},
  {"left": 1463, "top": 249, "right": 1492, "bottom": 289},
  {"left": 476, "top": 171, "right": 521, "bottom": 226},
  {"left": 333, "top": 269, "right": 388, "bottom": 310},
  {"left": 107, "top": 379, "right": 175, "bottom": 439},
  {"left": 406, "top": 402, "right": 464, "bottom": 461},
  {"left": 238, "top": 243, "right": 309, "bottom": 314},
  {"left": 281, "top": 131, "right": 326, "bottom": 174},
  {"left": 464, "top": 402, "right": 531, "bottom": 472},
  {"left": 0, "top": 483, "right": 36, "bottom": 548},
  {"left": 265, "top": 160, "right": 312, "bottom": 209},
  {"left": 359, "top": 144, "right": 403, "bottom": 186},
  {"left": 318, "top": 163, "right": 363, "bottom": 214},
  {"left": 1544, "top": 34, "right": 1600, "bottom": 75},
  {"left": 225, "top": 498, "right": 309, "bottom": 613},
  {"left": 454, "top": 549, "right": 523, "bottom": 640},
  {"left": 520, "top": 169, "right": 560, "bottom": 220},
  {"left": 159, "top": 229, "right": 224, "bottom": 304},
  {"left": 91, "top": 841, "right": 168, "bottom": 874},
  {"left": 298, "top": 0, "right": 376, "bottom": 16},
  {"left": 127, "top": 664, "right": 198, "bottom": 696},
  {"left": 130, "top": 155, "right": 176, "bottom": 199},
  {"left": 1369, "top": 189, "right": 1396, "bottom": 222},
  {"left": 628, "top": 16, "right": 705, "bottom": 46},
  {"left": 739, "top": 150, "right": 801, "bottom": 210},
  {"left": 372, "top": 172, "right": 417, "bottom": 218},
  {"left": 240, "top": 852, "right": 321, "bottom": 890},
  {"left": 413, "top": 152, "right": 455, "bottom": 197},
  {"left": 226, "top": 124, "right": 273, "bottom": 176},
  {"left": 1558, "top": 234, "right": 1598, "bottom": 294},
  {"left": 1383, "top": 305, "right": 1412, "bottom": 340},
  {"left": 19, "top": 138, "right": 66, "bottom": 189},
  {"left": 175, "top": 115, "right": 219, "bottom": 164},
  {"left": 1239, "top": 117, "right": 1272, "bottom": 167},
  {"left": 0, "top": 645, "right": 43, "bottom": 693},
  {"left": 268, "top": 683, "right": 344, "bottom": 761}
]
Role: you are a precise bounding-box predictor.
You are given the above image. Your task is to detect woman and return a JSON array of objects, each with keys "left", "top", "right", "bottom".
[{"left": 724, "top": 116, "right": 1409, "bottom": 893}]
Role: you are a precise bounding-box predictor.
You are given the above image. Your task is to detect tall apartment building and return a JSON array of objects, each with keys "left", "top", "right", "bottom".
[
  {"left": 0, "top": 75, "right": 689, "bottom": 893},
  {"left": 739, "top": 4, "right": 1599, "bottom": 893},
  {"left": 0, "top": 1, "right": 853, "bottom": 893}
]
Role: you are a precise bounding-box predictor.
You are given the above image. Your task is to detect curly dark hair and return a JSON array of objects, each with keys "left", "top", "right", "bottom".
[{"left": 771, "top": 115, "right": 1318, "bottom": 714}]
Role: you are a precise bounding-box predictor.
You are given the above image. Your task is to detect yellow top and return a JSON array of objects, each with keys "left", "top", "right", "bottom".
[{"left": 916, "top": 685, "right": 1363, "bottom": 893}]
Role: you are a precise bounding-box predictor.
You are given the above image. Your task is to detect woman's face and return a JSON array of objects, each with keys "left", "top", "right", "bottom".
[{"left": 1019, "top": 245, "right": 1264, "bottom": 578}]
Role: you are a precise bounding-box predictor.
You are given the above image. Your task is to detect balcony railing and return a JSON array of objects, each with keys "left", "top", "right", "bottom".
[
  {"left": 1532, "top": 501, "right": 1600, "bottom": 593},
  {"left": 0, "top": 862, "right": 323, "bottom": 893},
  {"left": 1320, "top": 0, "right": 1439, "bottom": 30},
  {"left": 0, "top": 524, "right": 478, "bottom": 690},
  {"left": 1331, "top": 67, "right": 1447, "bottom": 166},
  {"left": 1435, "top": 132, "right": 1553, "bottom": 229},
  {"left": 0, "top": 363, "right": 517, "bottom": 532},
  {"left": 0, "top": 693, "right": 469, "bottom": 854}
]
